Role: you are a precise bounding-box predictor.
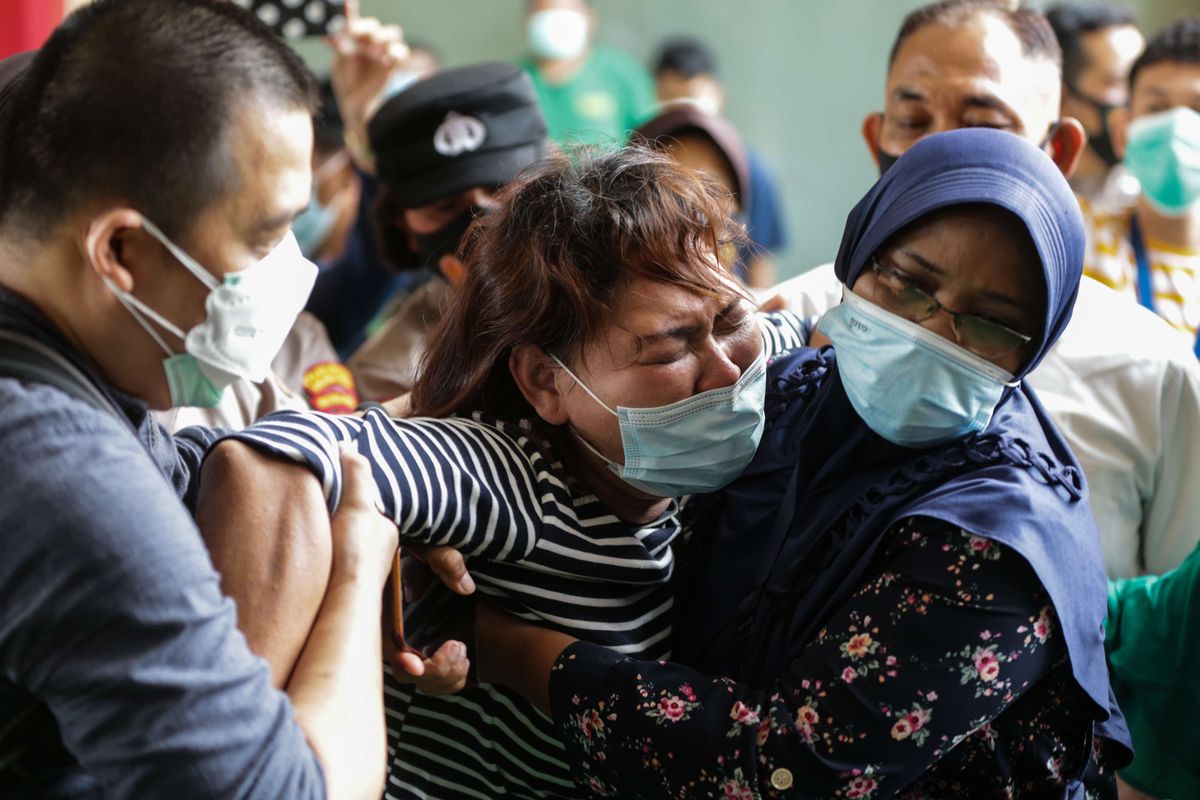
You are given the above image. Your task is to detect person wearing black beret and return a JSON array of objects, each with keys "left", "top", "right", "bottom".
[
  {"left": 310, "top": 27, "right": 549, "bottom": 399},
  {"left": 347, "top": 61, "right": 549, "bottom": 401}
]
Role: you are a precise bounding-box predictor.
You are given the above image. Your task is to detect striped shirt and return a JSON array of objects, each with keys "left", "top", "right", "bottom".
[
  {"left": 230, "top": 312, "right": 806, "bottom": 799},
  {"left": 1080, "top": 197, "right": 1200, "bottom": 340}
]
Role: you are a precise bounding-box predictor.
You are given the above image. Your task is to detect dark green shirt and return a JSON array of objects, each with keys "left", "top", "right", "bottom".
[{"left": 1106, "top": 543, "right": 1200, "bottom": 798}]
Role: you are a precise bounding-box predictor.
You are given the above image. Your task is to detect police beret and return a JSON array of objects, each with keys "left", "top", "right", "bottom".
[{"left": 368, "top": 62, "right": 548, "bottom": 207}]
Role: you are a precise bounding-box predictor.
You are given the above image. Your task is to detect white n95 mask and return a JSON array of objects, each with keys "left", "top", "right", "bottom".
[{"left": 104, "top": 218, "right": 317, "bottom": 408}]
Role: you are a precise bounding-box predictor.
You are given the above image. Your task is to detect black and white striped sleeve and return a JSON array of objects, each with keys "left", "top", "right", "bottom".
[
  {"left": 759, "top": 310, "right": 808, "bottom": 356},
  {"left": 228, "top": 409, "right": 546, "bottom": 561},
  {"left": 226, "top": 409, "right": 364, "bottom": 512}
]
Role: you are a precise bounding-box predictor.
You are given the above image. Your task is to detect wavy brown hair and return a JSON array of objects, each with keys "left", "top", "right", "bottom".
[{"left": 409, "top": 145, "right": 746, "bottom": 420}]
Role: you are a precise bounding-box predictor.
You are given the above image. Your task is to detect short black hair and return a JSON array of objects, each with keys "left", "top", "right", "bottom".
[
  {"left": 1046, "top": 3, "right": 1138, "bottom": 86},
  {"left": 0, "top": 0, "right": 317, "bottom": 244},
  {"left": 1129, "top": 16, "right": 1200, "bottom": 90},
  {"left": 653, "top": 38, "right": 717, "bottom": 80},
  {"left": 889, "top": 0, "right": 1062, "bottom": 72}
]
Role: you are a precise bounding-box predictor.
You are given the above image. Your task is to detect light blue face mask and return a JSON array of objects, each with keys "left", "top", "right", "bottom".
[
  {"left": 291, "top": 151, "right": 352, "bottom": 258},
  {"left": 819, "top": 289, "right": 1018, "bottom": 448},
  {"left": 1124, "top": 107, "right": 1200, "bottom": 216},
  {"left": 552, "top": 349, "right": 768, "bottom": 498},
  {"left": 292, "top": 193, "right": 338, "bottom": 259}
]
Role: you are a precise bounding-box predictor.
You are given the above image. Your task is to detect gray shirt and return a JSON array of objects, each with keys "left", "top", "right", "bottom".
[{"left": 0, "top": 287, "right": 325, "bottom": 799}]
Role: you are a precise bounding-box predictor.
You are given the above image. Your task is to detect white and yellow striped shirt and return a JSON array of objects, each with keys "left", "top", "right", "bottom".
[{"left": 1081, "top": 197, "right": 1200, "bottom": 342}]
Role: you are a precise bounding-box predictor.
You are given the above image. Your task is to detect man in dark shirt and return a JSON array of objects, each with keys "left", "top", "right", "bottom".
[{"left": 0, "top": 2, "right": 399, "bottom": 798}]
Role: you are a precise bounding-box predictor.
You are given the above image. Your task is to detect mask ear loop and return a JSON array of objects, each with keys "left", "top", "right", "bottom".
[
  {"left": 550, "top": 354, "right": 618, "bottom": 416},
  {"left": 101, "top": 275, "right": 185, "bottom": 357},
  {"left": 549, "top": 355, "right": 627, "bottom": 469},
  {"left": 567, "top": 422, "right": 623, "bottom": 469},
  {"left": 140, "top": 217, "right": 220, "bottom": 291},
  {"left": 89, "top": 218, "right": 191, "bottom": 356}
]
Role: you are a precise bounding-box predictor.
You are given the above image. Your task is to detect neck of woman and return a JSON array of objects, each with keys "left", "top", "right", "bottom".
[{"left": 560, "top": 433, "right": 674, "bottom": 525}]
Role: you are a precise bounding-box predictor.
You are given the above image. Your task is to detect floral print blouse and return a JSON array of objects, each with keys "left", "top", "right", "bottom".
[{"left": 548, "top": 516, "right": 1116, "bottom": 799}]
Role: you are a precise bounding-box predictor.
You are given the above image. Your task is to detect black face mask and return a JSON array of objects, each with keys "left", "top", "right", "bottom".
[
  {"left": 1067, "top": 85, "right": 1121, "bottom": 167},
  {"left": 877, "top": 147, "right": 903, "bottom": 177},
  {"left": 412, "top": 205, "right": 479, "bottom": 281}
]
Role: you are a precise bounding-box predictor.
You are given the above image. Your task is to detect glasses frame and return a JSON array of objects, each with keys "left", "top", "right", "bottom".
[{"left": 867, "top": 257, "right": 1033, "bottom": 357}]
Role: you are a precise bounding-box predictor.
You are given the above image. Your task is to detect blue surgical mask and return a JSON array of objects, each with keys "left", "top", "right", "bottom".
[
  {"left": 552, "top": 349, "right": 768, "bottom": 497},
  {"left": 292, "top": 151, "right": 352, "bottom": 258},
  {"left": 292, "top": 193, "right": 338, "bottom": 259},
  {"left": 380, "top": 69, "right": 424, "bottom": 102},
  {"left": 819, "top": 289, "right": 1018, "bottom": 448},
  {"left": 1124, "top": 107, "right": 1200, "bottom": 216}
]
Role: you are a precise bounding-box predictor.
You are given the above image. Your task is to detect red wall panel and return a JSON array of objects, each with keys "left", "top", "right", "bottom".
[{"left": 0, "top": 0, "right": 65, "bottom": 60}]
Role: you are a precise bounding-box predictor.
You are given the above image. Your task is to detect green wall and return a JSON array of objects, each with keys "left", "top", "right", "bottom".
[{"left": 295, "top": 0, "right": 1197, "bottom": 279}]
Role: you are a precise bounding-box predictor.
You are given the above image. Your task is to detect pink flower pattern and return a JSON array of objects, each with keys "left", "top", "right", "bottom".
[
  {"left": 845, "top": 775, "right": 879, "bottom": 798},
  {"left": 554, "top": 521, "right": 1110, "bottom": 799}
]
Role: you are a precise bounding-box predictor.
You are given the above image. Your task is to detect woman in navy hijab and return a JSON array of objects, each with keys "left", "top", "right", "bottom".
[{"left": 478, "top": 129, "right": 1132, "bottom": 798}]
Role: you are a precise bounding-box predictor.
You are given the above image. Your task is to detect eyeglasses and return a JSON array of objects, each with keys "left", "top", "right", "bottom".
[{"left": 868, "top": 257, "right": 1033, "bottom": 358}]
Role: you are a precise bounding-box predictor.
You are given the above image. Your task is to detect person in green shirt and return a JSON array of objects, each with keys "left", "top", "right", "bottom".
[
  {"left": 518, "top": 0, "right": 657, "bottom": 146},
  {"left": 1106, "top": 541, "right": 1200, "bottom": 799}
]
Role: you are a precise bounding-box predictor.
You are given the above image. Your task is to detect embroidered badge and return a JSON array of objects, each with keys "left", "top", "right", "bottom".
[
  {"left": 433, "top": 111, "right": 488, "bottom": 158},
  {"left": 303, "top": 361, "right": 359, "bottom": 414}
]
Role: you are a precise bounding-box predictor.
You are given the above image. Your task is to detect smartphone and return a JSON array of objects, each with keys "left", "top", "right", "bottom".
[{"left": 231, "top": 0, "right": 347, "bottom": 40}]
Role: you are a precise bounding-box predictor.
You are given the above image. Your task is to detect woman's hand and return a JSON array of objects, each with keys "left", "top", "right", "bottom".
[
  {"left": 328, "top": 0, "right": 409, "bottom": 172},
  {"left": 287, "top": 445, "right": 400, "bottom": 800},
  {"left": 383, "top": 550, "right": 471, "bottom": 695},
  {"left": 389, "top": 639, "right": 471, "bottom": 695},
  {"left": 475, "top": 600, "right": 576, "bottom": 715},
  {"left": 405, "top": 542, "right": 477, "bottom": 596}
]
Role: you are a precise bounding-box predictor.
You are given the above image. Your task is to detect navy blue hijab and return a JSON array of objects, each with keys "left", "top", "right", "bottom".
[{"left": 675, "top": 129, "right": 1129, "bottom": 759}]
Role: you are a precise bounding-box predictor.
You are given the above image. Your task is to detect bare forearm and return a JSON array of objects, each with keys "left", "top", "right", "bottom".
[
  {"left": 289, "top": 576, "right": 387, "bottom": 800},
  {"left": 476, "top": 603, "right": 574, "bottom": 716},
  {"left": 197, "top": 441, "right": 332, "bottom": 687}
]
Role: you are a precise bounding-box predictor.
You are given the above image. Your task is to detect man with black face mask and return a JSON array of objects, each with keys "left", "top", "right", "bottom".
[
  {"left": 308, "top": 17, "right": 548, "bottom": 401},
  {"left": 343, "top": 62, "right": 549, "bottom": 401},
  {"left": 1047, "top": 3, "right": 1145, "bottom": 207}
]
